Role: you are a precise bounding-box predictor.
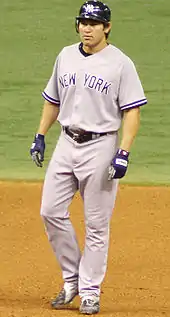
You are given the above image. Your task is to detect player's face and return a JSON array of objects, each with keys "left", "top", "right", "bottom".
[{"left": 78, "top": 19, "right": 111, "bottom": 53}]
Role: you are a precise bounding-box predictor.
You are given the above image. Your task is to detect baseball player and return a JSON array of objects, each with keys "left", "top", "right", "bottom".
[{"left": 30, "top": 0, "right": 147, "bottom": 314}]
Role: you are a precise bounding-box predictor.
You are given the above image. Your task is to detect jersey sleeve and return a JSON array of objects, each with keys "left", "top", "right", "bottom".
[
  {"left": 42, "top": 57, "right": 60, "bottom": 106},
  {"left": 118, "top": 57, "right": 147, "bottom": 111}
]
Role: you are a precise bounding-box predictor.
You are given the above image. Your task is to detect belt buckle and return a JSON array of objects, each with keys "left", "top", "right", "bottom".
[{"left": 72, "top": 132, "right": 79, "bottom": 141}]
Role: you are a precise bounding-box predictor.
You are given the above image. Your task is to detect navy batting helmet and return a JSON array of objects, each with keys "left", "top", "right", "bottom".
[{"left": 76, "top": 0, "right": 111, "bottom": 24}]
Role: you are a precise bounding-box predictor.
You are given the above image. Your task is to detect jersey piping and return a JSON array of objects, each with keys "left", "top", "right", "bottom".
[
  {"left": 42, "top": 91, "right": 60, "bottom": 105},
  {"left": 121, "top": 98, "right": 147, "bottom": 111}
]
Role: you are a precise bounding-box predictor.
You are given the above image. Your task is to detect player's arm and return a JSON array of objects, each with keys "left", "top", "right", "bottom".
[
  {"left": 108, "top": 56, "right": 147, "bottom": 180},
  {"left": 119, "top": 107, "right": 140, "bottom": 152},
  {"left": 30, "top": 53, "right": 61, "bottom": 167},
  {"left": 37, "top": 100, "right": 60, "bottom": 135},
  {"left": 30, "top": 101, "right": 59, "bottom": 167},
  {"left": 108, "top": 107, "right": 140, "bottom": 180}
]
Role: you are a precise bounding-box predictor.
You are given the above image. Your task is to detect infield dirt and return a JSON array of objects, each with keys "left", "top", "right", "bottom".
[{"left": 0, "top": 182, "right": 170, "bottom": 317}]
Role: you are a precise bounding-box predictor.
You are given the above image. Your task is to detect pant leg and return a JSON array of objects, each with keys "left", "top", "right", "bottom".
[
  {"left": 74, "top": 133, "right": 119, "bottom": 297},
  {"left": 41, "top": 133, "right": 81, "bottom": 283}
]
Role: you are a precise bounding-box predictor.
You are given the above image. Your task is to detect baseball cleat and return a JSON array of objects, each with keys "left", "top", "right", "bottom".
[
  {"left": 51, "top": 282, "right": 78, "bottom": 309},
  {"left": 80, "top": 296, "right": 100, "bottom": 314}
]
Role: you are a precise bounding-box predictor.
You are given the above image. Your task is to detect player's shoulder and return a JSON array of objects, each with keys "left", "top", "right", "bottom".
[
  {"left": 59, "top": 43, "right": 80, "bottom": 55},
  {"left": 107, "top": 44, "right": 134, "bottom": 65}
]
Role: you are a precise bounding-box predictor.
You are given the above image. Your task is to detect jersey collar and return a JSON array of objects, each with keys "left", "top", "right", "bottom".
[{"left": 79, "top": 42, "right": 92, "bottom": 57}]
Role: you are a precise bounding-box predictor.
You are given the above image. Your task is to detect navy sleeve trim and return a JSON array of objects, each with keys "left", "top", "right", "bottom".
[
  {"left": 42, "top": 91, "right": 60, "bottom": 105},
  {"left": 121, "top": 98, "right": 147, "bottom": 111}
]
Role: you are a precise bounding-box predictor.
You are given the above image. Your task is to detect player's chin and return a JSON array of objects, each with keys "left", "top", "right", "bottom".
[{"left": 83, "top": 38, "right": 95, "bottom": 47}]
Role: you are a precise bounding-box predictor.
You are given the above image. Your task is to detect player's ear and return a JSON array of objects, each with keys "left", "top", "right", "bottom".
[
  {"left": 104, "top": 22, "right": 111, "bottom": 39},
  {"left": 75, "top": 19, "right": 79, "bottom": 33},
  {"left": 104, "top": 22, "right": 111, "bottom": 34}
]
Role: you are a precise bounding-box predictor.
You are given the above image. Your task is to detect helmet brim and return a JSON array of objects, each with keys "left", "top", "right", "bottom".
[{"left": 76, "top": 14, "right": 109, "bottom": 23}]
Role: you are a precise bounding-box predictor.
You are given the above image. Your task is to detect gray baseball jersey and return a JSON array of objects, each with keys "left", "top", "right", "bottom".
[{"left": 42, "top": 43, "right": 147, "bottom": 132}]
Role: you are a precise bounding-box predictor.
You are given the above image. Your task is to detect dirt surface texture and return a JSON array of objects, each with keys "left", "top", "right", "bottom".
[{"left": 0, "top": 181, "right": 170, "bottom": 317}]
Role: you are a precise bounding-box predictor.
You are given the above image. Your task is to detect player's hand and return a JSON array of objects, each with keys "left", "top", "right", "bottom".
[
  {"left": 30, "top": 134, "right": 45, "bottom": 167},
  {"left": 108, "top": 148, "right": 129, "bottom": 180}
]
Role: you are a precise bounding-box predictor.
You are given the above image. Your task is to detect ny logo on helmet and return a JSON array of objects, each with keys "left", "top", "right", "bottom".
[{"left": 85, "top": 4, "right": 95, "bottom": 13}]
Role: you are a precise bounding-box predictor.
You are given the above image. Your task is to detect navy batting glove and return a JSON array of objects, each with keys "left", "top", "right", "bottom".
[
  {"left": 30, "top": 134, "right": 45, "bottom": 168},
  {"left": 108, "top": 148, "right": 129, "bottom": 180}
]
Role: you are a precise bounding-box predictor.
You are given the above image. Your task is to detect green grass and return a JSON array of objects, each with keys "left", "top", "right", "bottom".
[{"left": 0, "top": 0, "right": 169, "bottom": 184}]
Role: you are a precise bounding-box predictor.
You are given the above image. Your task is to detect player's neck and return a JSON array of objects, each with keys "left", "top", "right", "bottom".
[{"left": 82, "top": 41, "right": 108, "bottom": 55}]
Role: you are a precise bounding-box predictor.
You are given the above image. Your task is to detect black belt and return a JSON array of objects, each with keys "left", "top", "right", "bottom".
[{"left": 63, "top": 127, "right": 107, "bottom": 144}]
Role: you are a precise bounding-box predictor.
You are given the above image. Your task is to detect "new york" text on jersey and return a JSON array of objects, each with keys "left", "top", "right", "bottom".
[{"left": 59, "top": 72, "right": 112, "bottom": 95}]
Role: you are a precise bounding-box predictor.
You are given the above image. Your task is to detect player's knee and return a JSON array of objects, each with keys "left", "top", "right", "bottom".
[
  {"left": 41, "top": 215, "right": 61, "bottom": 247},
  {"left": 86, "top": 215, "right": 109, "bottom": 230},
  {"left": 40, "top": 201, "right": 69, "bottom": 218},
  {"left": 86, "top": 218, "right": 109, "bottom": 249},
  {"left": 40, "top": 203, "right": 54, "bottom": 217}
]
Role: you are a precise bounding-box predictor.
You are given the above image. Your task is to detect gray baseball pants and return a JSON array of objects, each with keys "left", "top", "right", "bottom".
[{"left": 41, "top": 130, "right": 119, "bottom": 298}]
